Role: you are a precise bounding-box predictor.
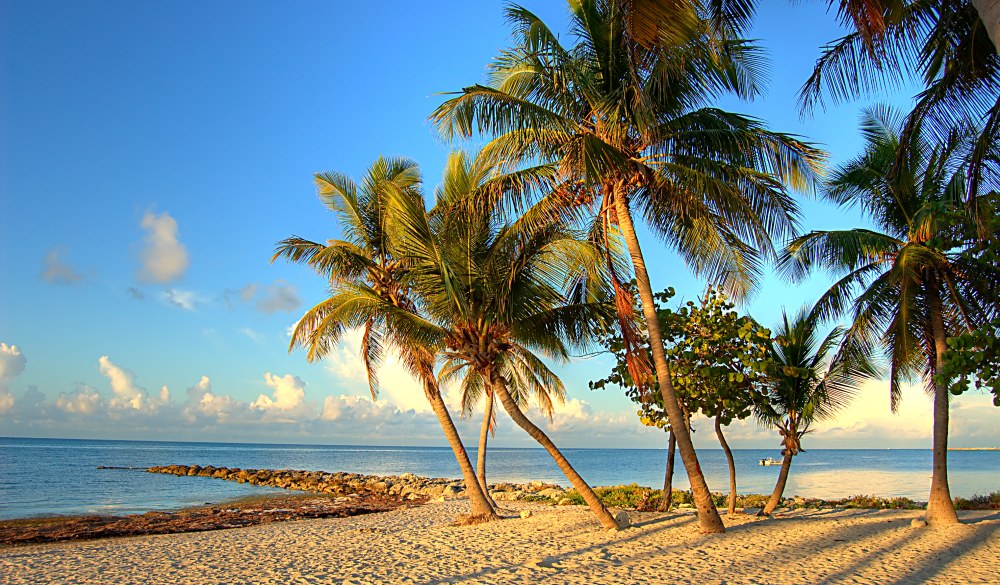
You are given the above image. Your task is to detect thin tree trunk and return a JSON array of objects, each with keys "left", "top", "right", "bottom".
[
  {"left": 972, "top": 0, "right": 1000, "bottom": 54},
  {"left": 926, "top": 284, "right": 959, "bottom": 524},
  {"left": 489, "top": 371, "right": 620, "bottom": 530},
  {"left": 426, "top": 382, "right": 499, "bottom": 520},
  {"left": 613, "top": 193, "right": 725, "bottom": 533},
  {"left": 476, "top": 392, "right": 497, "bottom": 508},
  {"left": 759, "top": 451, "right": 793, "bottom": 516},
  {"left": 715, "top": 414, "right": 738, "bottom": 516},
  {"left": 659, "top": 430, "right": 676, "bottom": 512}
]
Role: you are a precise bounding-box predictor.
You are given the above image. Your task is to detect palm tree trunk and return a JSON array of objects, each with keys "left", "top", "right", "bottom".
[
  {"left": 476, "top": 392, "right": 497, "bottom": 507},
  {"left": 612, "top": 193, "right": 725, "bottom": 533},
  {"left": 425, "top": 381, "right": 499, "bottom": 520},
  {"left": 760, "top": 451, "right": 793, "bottom": 516},
  {"left": 715, "top": 414, "right": 738, "bottom": 516},
  {"left": 489, "top": 370, "right": 620, "bottom": 530},
  {"left": 926, "top": 284, "right": 959, "bottom": 524},
  {"left": 659, "top": 430, "right": 676, "bottom": 512},
  {"left": 972, "top": 0, "right": 1000, "bottom": 54}
]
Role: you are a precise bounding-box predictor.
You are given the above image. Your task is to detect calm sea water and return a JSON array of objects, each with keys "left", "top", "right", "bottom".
[{"left": 1, "top": 437, "right": 997, "bottom": 519}]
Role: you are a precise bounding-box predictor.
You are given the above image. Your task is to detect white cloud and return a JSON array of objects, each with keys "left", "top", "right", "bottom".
[
  {"left": 255, "top": 280, "right": 301, "bottom": 314},
  {"left": 137, "top": 211, "right": 188, "bottom": 283},
  {"left": 0, "top": 343, "right": 27, "bottom": 415},
  {"left": 183, "top": 376, "right": 245, "bottom": 423},
  {"left": 0, "top": 343, "right": 26, "bottom": 385},
  {"left": 41, "top": 248, "right": 85, "bottom": 285},
  {"left": 252, "top": 373, "right": 314, "bottom": 421},
  {"left": 239, "top": 327, "right": 265, "bottom": 343},
  {"left": 223, "top": 284, "right": 257, "bottom": 308},
  {"left": 54, "top": 384, "right": 103, "bottom": 414},
  {"left": 323, "top": 328, "right": 430, "bottom": 412},
  {"left": 162, "top": 288, "right": 202, "bottom": 310},
  {"left": 97, "top": 355, "right": 168, "bottom": 412}
]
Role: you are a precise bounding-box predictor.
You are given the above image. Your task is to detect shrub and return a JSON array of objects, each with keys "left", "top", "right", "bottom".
[
  {"left": 954, "top": 491, "right": 1000, "bottom": 510},
  {"left": 737, "top": 493, "right": 769, "bottom": 509}
]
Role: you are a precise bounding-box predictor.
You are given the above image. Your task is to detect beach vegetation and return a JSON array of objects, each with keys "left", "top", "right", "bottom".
[
  {"left": 953, "top": 491, "right": 1000, "bottom": 510},
  {"left": 777, "top": 106, "right": 1000, "bottom": 524},
  {"left": 272, "top": 157, "right": 500, "bottom": 521},
  {"left": 592, "top": 286, "right": 772, "bottom": 515},
  {"left": 801, "top": 0, "right": 998, "bottom": 236},
  {"left": 434, "top": 0, "right": 824, "bottom": 532},
  {"left": 387, "top": 150, "right": 623, "bottom": 530},
  {"left": 754, "top": 307, "right": 876, "bottom": 516}
]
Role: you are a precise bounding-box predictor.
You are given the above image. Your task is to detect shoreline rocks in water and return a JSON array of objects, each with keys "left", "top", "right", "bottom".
[{"left": 145, "top": 465, "right": 569, "bottom": 502}]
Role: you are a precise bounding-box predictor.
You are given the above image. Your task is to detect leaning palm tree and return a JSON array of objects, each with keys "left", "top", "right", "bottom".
[
  {"left": 272, "top": 156, "right": 499, "bottom": 521},
  {"left": 777, "top": 107, "right": 997, "bottom": 524},
  {"left": 431, "top": 0, "right": 822, "bottom": 532},
  {"left": 387, "top": 152, "right": 623, "bottom": 530},
  {"left": 756, "top": 307, "right": 871, "bottom": 516},
  {"left": 442, "top": 350, "right": 566, "bottom": 504}
]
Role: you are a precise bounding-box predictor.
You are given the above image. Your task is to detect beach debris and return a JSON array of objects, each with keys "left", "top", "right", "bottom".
[
  {"left": 613, "top": 510, "right": 631, "bottom": 529},
  {"left": 0, "top": 494, "right": 409, "bottom": 546},
  {"left": 911, "top": 518, "right": 928, "bottom": 528},
  {"left": 520, "top": 510, "right": 533, "bottom": 519}
]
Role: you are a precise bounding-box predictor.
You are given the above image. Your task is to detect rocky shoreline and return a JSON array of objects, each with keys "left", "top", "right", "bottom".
[{"left": 146, "top": 464, "right": 572, "bottom": 503}]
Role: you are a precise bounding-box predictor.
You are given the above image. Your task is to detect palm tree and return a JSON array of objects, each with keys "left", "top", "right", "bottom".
[
  {"left": 432, "top": 0, "right": 822, "bottom": 532},
  {"left": 388, "top": 150, "right": 623, "bottom": 529},
  {"left": 777, "top": 107, "right": 997, "bottom": 524},
  {"left": 272, "top": 156, "right": 499, "bottom": 521},
  {"left": 800, "top": 0, "right": 999, "bottom": 233},
  {"left": 756, "top": 307, "right": 870, "bottom": 516}
]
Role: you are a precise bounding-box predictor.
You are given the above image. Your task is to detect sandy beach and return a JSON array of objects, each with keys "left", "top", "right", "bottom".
[{"left": 2, "top": 500, "right": 998, "bottom": 585}]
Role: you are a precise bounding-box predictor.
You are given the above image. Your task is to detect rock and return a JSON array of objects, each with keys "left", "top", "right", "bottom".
[
  {"left": 520, "top": 510, "right": 533, "bottom": 519},
  {"left": 442, "top": 485, "right": 461, "bottom": 497},
  {"left": 537, "top": 488, "right": 564, "bottom": 498},
  {"left": 614, "top": 510, "right": 631, "bottom": 529},
  {"left": 557, "top": 497, "right": 575, "bottom": 506},
  {"left": 399, "top": 472, "right": 417, "bottom": 480},
  {"left": 911, "top": 518, "right": 928, "bottom": 528},
  {"left": 793, "top": 496, "right": 807, "bottom": 506}
]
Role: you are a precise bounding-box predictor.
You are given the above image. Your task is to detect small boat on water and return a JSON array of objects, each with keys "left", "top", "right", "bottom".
[{"left": 759, "top": 457, "right": 782, "bottom": 466}]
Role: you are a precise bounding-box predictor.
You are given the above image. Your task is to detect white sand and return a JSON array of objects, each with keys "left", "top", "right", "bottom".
[{"left": 2, "top": 501, "right": 998, "bottom": 584}]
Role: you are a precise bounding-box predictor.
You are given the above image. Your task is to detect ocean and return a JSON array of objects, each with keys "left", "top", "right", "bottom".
[{"left": 1, "top": 437, "right": 997, "bottom": 520}]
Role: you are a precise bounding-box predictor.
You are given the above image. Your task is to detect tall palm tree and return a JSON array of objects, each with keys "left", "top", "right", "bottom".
[
  {"left": 756, "top": 307, "right": 871, "bottom": 516},
  {"left": 777, "top": 107, "right": 997, "bottom": 524},
  {"left": 388, "top": 151, "right": 623, "bottom": 529},
  {"left": 272, "top": 156, "right": 499, "bottom": 521},
  {"left": 432, "top": 0, "right": 822, "bottom": 532}
]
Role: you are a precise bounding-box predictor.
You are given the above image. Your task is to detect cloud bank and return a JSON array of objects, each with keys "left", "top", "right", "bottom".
[{"left": 0, "top": 339, "right": 997, "bottom": 449}]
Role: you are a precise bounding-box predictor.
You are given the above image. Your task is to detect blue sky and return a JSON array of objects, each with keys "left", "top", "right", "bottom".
[{"left": 1, "top": 0, "right": 996, "bottom": 448}]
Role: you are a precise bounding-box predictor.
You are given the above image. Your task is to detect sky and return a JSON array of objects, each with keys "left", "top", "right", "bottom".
[{"left": 1, "top": 0, "right": 997, "bottom": 450}]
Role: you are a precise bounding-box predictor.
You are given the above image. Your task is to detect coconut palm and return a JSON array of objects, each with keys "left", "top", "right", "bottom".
[
  {"left": 272, "top": 156, "right": 499, "bottom": 521},
  {"left": 387, "top": 151, "right": 622, "bottom": 529},
  {"left": 800, "top": 0, "right": 1000, "bottom": 233},
  {"left": 432, "top": 0, "right": 822, "bottom": 532},
  {"left": 756, "top": 307, "right": 871, "bottom": 516},
  {"left": 777, "top": 107, "right": 998, "bottom": 524}
]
